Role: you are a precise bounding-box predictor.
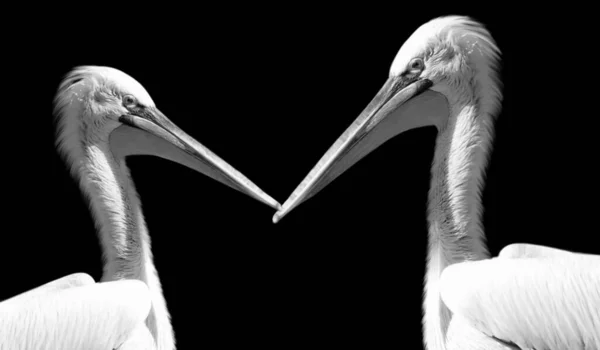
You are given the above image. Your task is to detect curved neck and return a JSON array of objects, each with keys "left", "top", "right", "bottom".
[
  {"left": 422, "top": 99, "right": 493, "bottom": 350},
  {"left": 76, "top": 143, "right": 175, "bottom": 350}
]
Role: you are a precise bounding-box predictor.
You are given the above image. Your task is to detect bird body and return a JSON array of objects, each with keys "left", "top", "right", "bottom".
[
  {"left": 273, "top": 16, "right": 600, "bottom": 350},
  {"left": 0, "top": 273, "right": 152, "bottom": 349},
  {"left": 441, "top": 245, "right": 600, "bottom": 349},
  {"left": 1, "top": 66, "right": 279, "bottom": 349}
]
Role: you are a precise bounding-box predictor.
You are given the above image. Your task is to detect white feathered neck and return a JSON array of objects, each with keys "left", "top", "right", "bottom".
[
  {"left": 53, "top": 66, "right": 175, "bottom": 350},
  {"left": 402, "top": 17, "right": 503, "bottom": 350}
]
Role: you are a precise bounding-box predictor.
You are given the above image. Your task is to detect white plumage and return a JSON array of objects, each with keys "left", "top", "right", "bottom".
[
  {"left": 272, "top": 16, "right": 600, "bottom": 350},
  {"left": 0, "top": 274, "right": 153, "bottom": 349},
  {"left": 0, "top": 66, "right": 280, "bottom": 349},
  {"left": 441, "top": 244, "right": 600, "bottom": 349}
]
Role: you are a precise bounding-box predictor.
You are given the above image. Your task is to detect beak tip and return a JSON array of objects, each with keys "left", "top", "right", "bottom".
[
  {"left": 271, "top": 203, "right": 282, "bottom": 211},
  {"left": 262, "top": 196, "right": 281, "bottom": 211},
  {"left": 271, "top": 201, "right": 296, "bottom": 224},
  {"left": 272, "top": 211, "right": 285, "bottom": 224}
]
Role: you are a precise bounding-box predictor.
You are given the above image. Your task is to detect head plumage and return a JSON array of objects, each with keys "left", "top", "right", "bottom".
[
  {"left": 391, "top": 16, "right": 501, "bottom": 75},
  {"left": 391, "top": 16, "right": 502, "bottom": 121},
  {"left": 52, "top": 66, "right": 155, "bottom": 171}
]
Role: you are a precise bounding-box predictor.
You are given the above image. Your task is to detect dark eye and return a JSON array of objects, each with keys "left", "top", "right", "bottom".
[
  {"left": 123, "top": 95, "right": 137, "bottom": 107},
  {"left": 409, "top": 58, "right": 424, "bottom": 71}
]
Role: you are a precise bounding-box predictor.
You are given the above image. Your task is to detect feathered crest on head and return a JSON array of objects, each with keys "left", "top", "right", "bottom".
[
  {"left": 434, "top": 16, "right": 502, "bottom": 103},
  {"left": 53, "top": 66, "right": 99, "bottom": 170},
  {"left": 442, "top": 16, "right": 503, "bottom": 120}
]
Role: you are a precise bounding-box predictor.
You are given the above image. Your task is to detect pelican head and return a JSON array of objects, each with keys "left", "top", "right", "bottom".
[
  {"left": 54, "top": 66, "right": 279, "bottom": 209},
  {"left": 273, "top": 16, "right": 502, "bottom": 222}
]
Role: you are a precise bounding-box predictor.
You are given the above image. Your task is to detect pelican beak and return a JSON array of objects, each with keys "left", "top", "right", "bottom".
[
  {"left": 273, "top": 76, "right": 449, "bottom": 223},
  {"left": 109, "top": 107, "right": 280, "bottom": 210}
]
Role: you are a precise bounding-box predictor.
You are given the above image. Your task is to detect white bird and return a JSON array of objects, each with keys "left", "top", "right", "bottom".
[
  {"left": 0, "top": 66, "right": 280, "bottom": 350},
  {"left": 272, "top": 16, "right": 600, "bottom": 350}
]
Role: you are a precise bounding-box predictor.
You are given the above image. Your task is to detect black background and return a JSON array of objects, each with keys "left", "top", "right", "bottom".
[{"left": 3, "top": 6, "right": 597, "bottom": 349}]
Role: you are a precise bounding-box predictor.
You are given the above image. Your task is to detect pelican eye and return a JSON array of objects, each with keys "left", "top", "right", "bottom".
[
  {"left": 123, "top": 95, "right": 137, "bottom": 107},
  {"left": 408, "top": 58, "right": 424, "bottom": 72}
]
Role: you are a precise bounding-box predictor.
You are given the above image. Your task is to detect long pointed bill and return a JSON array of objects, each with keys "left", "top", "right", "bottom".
[
  {"left": 109, "top": 108, "right": 280, "bottom": 209},
  {"left": 273, "top": 76, "right": 449, "bottom": 223}
]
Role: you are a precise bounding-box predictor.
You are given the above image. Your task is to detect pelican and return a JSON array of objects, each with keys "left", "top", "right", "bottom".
[
  {"left": 272, "top": 16, "right": 600, "bottom": 349},
  {"left": 0, "top": 66, "right": 280, "bottom": 350}
]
